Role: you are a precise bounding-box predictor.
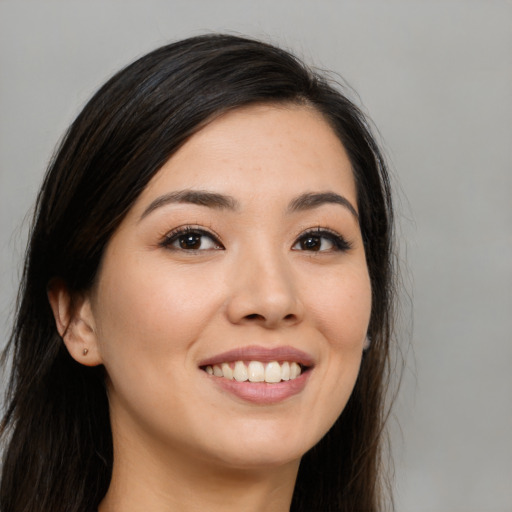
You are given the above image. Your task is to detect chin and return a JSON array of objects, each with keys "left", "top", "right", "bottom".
[
  {"left": 198, "top": 423, "right": 320, "bottom": 471},
  {"left": 211, "top": 446, "right": 304, "bottom": 472}
]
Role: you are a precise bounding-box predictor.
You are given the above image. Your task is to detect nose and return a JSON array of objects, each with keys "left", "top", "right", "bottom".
[{"left": 225, "top": 248, "right": 304, "bottom": 329}]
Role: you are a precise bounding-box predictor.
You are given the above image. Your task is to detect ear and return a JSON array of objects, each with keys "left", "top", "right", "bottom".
[{"left": 47, "top": 278, "right": 102, "bottom": 367}]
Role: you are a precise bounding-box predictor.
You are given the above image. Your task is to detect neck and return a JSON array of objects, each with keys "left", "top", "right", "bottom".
[{"left": 98, "top": 429, "right": 299, "bottom": 512}]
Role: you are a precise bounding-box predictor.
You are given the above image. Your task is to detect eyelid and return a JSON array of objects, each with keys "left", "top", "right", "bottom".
[
  {"left": 292, "top": 227, "right": 353, "bottom": 252},
  {"left": 158, "top": 224, "right": 351, "bottom": 252},
  {"left": 159, "top": 225, "right": 224, "bottom": 250}
]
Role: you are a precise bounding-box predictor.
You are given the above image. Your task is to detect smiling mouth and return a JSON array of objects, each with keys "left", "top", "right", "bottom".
[{"left": 201, "top": 360, "right": 309, "bottom": 383}]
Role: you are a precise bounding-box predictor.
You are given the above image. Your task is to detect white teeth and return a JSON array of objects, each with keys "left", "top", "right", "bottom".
[
  {"left": 248, "top": 361, "right": 265, "bottom": 382},
  {"left": 265, "top": 361, "right": 282, "bottom": 383},
  {"left": 205, "top": 360, "right": 304, "bottom": 383},
  {"left": 281, "top": 361, "right": 290, "bottom": 381},
  {"left": 290, "top": 362, "right": 301, "bottom": 379},
  {"left": 233, "top": 361, "right": 248, "bottom": 382},
  {"left": 221, "top": 362, "right": 233, "bottom": 380}
]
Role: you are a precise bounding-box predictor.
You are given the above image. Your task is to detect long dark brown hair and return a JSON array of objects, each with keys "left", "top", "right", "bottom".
[{"left": 1, "top": 34, "right": 396, "bottom": 512}]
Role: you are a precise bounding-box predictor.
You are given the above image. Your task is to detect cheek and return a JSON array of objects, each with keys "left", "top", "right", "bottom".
[
  {"left": 291, "top": 264, "right": 371, "bottom": 444},
  {"left": 307, "top": 264, "right": 372, "bottom": 348},
  {"left": 90, "top": 253, "right": 227, "bottom": 435},
  {"left": 91, "top": 253, "right": 224, "bottom": 371}
]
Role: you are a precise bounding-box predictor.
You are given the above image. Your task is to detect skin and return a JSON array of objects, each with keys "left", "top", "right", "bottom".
[{"left": 49, "top": 104, "right": 372, "bottom": 512}]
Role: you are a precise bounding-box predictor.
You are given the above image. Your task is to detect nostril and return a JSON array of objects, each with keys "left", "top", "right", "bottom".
[
  {"left": 243, "top": 313, "right": 297, "bottom": 323},
  {"left": 246, "top": 313, "right": 264, "bottom": 321}
]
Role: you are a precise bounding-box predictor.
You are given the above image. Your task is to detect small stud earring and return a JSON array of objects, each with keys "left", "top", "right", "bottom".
[
  {"left": 82, "top": 348, "right": 89, "bottom": 356},
  {"left": 363, "top": 336, "right": 371, "bottom": 351}
]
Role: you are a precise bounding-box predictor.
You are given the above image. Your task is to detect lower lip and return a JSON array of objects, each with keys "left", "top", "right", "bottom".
[{"left": 207, "top": 371, "right": 311, "bottom": 404}]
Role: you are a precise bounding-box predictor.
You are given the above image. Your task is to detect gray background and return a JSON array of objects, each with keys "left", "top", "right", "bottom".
[{"left": 1, "top": 1, "right": 511, "bottom": 511}]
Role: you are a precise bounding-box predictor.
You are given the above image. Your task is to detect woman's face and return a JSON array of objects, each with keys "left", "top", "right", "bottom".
[{"left": 85, "top": 104, "right": 371, "bottom": 471}]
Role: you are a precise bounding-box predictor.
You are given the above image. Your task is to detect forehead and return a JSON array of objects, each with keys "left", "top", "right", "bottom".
[{"left": 134, "top": 104, "right": 357, "bottom": 212}]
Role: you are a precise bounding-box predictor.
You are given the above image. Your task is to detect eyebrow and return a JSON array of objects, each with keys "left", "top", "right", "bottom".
[
  {"left": 140, "top": 189, "right": 358, "bottom": 222},
  {"left": 288, "top": 192, "right": 359, "bottom": 221},
  {"left": 140, "top": 189, "right": 239, "bottom": 220}
]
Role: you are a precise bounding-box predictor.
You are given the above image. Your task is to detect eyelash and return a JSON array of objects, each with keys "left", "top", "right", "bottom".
[
  {"left": 160, "top": 226, "right": 224, "bottom": 251},
  {"left": 292, "top": 228, "right": 352, "bottom": 253},
  {"left": 159, "top": 226, "right": 352, "bottom": 253}
]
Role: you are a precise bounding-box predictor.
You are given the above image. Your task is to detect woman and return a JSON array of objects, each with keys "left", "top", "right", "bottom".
[{"left": 1, "top": 34, "right": 396, "bottom": 512}]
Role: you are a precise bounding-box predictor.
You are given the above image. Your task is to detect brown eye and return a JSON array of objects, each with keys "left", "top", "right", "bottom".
[
  {"left": 299, "top": 236, "right": 324, "bottom": 251},
  {"left": 179, "top": 233, "right": 203, "bottom": 250},
  {"left": 162, "top": 228, "right": 223, "bottom": 251},
  {"left": 292, "top": 229, "right": 351, "bottom": 252}
]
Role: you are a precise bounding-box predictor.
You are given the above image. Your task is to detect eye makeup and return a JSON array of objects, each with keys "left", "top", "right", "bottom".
[
  {"left": 292, "top": 227, "right": 352, "bottom": 253},
  {"left": 159, "top": 225, "right": 224, "bottom": 251},
  {"left": 158, "top": 223, "right": 352, "bottom": 254}
]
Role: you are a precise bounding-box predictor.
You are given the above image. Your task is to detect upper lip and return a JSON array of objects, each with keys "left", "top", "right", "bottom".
[{"left": 198, "top": 345, "right": 315, "bottom": 368}]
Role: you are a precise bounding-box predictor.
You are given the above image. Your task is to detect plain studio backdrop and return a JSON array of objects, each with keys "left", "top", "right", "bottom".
[{"left": 0, "top": 1, "right": 511, "bottom": 511}]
